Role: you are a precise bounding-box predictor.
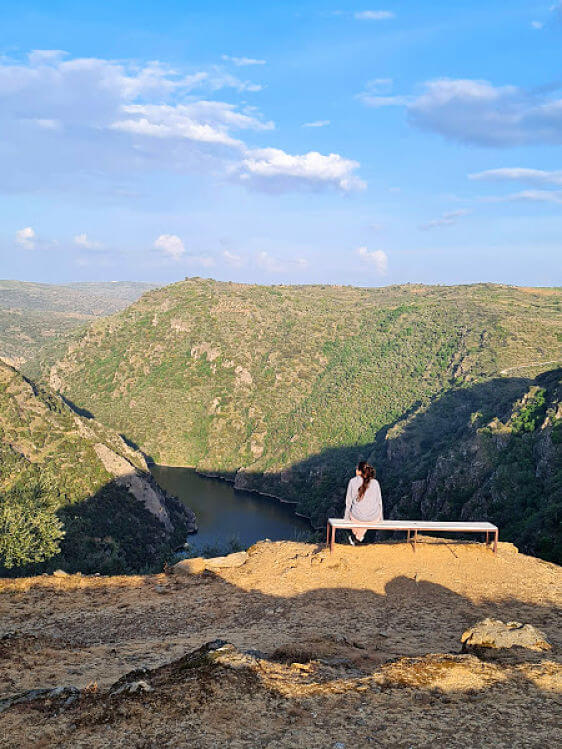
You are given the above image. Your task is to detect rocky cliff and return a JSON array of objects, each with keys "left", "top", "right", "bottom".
[{"left": 0, "top": 360, "right": 195, "bottom": 575}]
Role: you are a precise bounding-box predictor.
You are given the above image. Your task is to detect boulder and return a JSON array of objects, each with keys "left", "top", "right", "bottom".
[
  {"left": 52, "top": 569, "right": 68, "bottom": 578},
  {"left": 461, "top": 618, "right": 551, "bottom": 652},
  {"left": 205, "top": 551, "right": 249, "bottom": 569},
  {"left": 173, "top": 557, "right": 207, "bottom": 576}
]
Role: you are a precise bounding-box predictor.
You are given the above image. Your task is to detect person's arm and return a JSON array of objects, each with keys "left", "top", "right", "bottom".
[
  {"left": 344, "top": 478, "right": 355, "bottom": 520},
  {"left": 374, "top": 480, "right": 383, "bottom": 521}
]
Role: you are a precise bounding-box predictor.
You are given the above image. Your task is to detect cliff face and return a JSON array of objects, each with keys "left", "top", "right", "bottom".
[
  {"left": 0, "top": 539, "right": 560, "bottom": 747},
  {"left": 377, "top": 369, "right": 561, "bottom": 562},
  {"left": 0, "top": 360, "right": 195, "bottom": 575}
]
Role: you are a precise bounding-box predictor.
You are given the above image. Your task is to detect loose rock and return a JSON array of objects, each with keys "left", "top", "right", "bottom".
[{"left": 461, "top": 618, "right": 551, "bottom": 652}]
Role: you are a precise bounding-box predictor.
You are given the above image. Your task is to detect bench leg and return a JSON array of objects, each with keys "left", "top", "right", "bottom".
[
  {"left": 493, "top": 529, "right": 498, "bottom": 555},
  {"left": 326, "top": 522, "right": 330, "bottom": 549},
  {"left": 407, "top": 529, "right": 411, "bottom": 544},
  {"left": 413, "top": 529, "right": 417, "bottom": 553},
  {"left": 486, "top": 531, "right": 490, "bottom": 547},
  {"left": 330, "top": 526, "right": 336, "bottom": 554}
]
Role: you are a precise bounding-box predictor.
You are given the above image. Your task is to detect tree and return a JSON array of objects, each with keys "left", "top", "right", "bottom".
[{"left": 0, "top": 479, "right": 64, "bottom": 569}]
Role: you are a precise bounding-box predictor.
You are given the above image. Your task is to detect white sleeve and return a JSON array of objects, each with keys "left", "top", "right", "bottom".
[
  {"left": 344, "top": 478, "right": 355, "bottom": 520},
  {"left": 375, "top": 480, "right": 384, "bottom": 521}
]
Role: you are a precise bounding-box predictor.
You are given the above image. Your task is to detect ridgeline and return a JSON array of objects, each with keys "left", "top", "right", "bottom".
[{"left": 41, "top": 279, "right": 561, "bottom": 562}]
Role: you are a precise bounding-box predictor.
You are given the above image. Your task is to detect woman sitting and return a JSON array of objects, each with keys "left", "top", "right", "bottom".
[{"left": 344, "top": 461, "right": 383, "bottom": 545}]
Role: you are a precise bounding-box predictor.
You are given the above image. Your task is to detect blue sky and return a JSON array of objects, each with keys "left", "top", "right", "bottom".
[{"left": 0, "top": 0, "right": 560, "bottom": 286}]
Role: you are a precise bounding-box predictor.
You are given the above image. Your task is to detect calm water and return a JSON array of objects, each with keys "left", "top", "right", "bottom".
[{"left": 151, "top": 465, "right": 311, "bottom": 552}]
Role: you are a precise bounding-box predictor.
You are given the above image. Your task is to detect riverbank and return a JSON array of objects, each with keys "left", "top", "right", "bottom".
[{"left": 150, "top": 465, "right": 312, "bottom": 553}]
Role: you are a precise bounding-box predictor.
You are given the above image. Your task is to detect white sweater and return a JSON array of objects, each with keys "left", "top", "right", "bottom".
[{"left": 344, "top": 475, "right": 384, "bottom": 522}]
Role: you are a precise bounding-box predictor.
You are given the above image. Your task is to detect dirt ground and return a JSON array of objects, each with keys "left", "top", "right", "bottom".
[{"left": 0, "top": 537, "right": 560, "bottom": 748}]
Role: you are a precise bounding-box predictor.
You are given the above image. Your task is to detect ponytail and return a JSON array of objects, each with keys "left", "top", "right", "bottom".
[{"left": 357, "top": 461, "right": 375, "bottom": 501}]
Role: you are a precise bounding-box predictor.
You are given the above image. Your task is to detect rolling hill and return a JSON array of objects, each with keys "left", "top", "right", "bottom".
[
  {"left": 0, "top": 280, "right": 157, "bottom": 370},
  {"left": 44, "top": 279, "right": 561, "bottom": 560},
  {"left": 0, "top": 359, "right": 194, "bottom": 575}
]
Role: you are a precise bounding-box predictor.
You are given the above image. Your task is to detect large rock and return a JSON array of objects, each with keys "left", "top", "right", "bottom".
[
  {"left": 461, "top": 618, "right": 551, "bottom": 652},
  {"left": 205, "top": 551, "right": 249, "bottom": 569}
]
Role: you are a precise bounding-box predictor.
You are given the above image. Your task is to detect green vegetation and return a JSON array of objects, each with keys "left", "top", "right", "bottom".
[
  {"left": 0, "top": 360, "right": 192, "bottom": 575},
  {"left": 0, "top": 280, "right": 157, "bottom": 369},
  {"left": 43, "top": 278, "right": 561, "bottom": 561}
]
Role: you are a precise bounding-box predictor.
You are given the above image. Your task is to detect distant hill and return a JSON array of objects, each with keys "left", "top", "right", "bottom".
[
  {"left": 45, "top": 279, "right": 561, "bottom": 560},
  {"left": 0, "top": 280, "right": 158, "bottom": 369},
  {"left": 0, "top": 359, "right": 194, "bottom": 575}
]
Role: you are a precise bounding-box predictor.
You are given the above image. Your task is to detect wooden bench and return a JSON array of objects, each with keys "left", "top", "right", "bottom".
[{"left": 326, "top": 519, "right": 499, "bottom": 554}]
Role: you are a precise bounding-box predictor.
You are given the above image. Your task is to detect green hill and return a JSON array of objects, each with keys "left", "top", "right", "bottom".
[
  {"left": 0, "top": 360, "right": 194, "bottom": 575},
  {"left": 45, "top": 279, "right": 561, "bottom": 560},
  {"left": 0, "top": 280, "right": 157, "bottom": 370}
]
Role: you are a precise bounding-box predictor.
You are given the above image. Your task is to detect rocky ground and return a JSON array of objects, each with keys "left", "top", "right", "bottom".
[{"left": 0, "top": 537, "right": 560, "bottom": 747}]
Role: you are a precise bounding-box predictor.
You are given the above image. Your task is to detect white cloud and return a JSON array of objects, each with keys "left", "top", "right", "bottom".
[
  {"left": 255, "top": 252, "right": 309, "bottom": 273},
  {"left": 221, "top": 55, "right": 266, "bottom": 66},
  {"left": 111, "top": 102, "right": 272, "bottom": 147},
  {"left": 469, "top": 168, "right": 562, "bottom": 186},
  {"left": 222, "top": 250, "right": 245, "bottom": 267},
  {"left": 357, "top": 78, "right": 412, "bottom": 107},
  {"left": 302, "top": 120, "right": 331, "bottom": 128},
  {"left": 0, "top": 51, "right": 363, "bottom": 196},
  {"left": 531, "top": 20, "right": 544, "bottom": 29},
  {"left": 15, "top": 226, "right": 36, "bottom": 249},
  {"left": 357, "top": 246, "right": 388, "bottom": 273},
  {"left": 354, "top": 11, "right": 395, "bottom": 21},
  {"left": 239, "top": 147, "right": 365, "bottom": 192},
  {"left": 154, "top": 234, "right": 185, "bottom": 260},
  {"left": 359, "top": 76, "right": 562, "bottom": 146},
  {"left": 74, "top": 232, "right": 102, "bottom": 249},
  {"left": 256, "top": 251, "right": 286, "bottom": 273},
  {"left": 486, "top": 189, "right": 562, "bottom": 205},
  {"left": 419, "top": 209, "right": 470, "bottom": 230}
]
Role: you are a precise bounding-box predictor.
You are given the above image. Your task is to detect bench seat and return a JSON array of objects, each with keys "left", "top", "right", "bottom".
[{"left": 326, "top": 518, "right": 498, "bottom": 554}]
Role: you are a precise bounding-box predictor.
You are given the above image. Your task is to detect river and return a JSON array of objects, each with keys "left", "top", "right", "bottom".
[{"left": 151, "top": 465, "right": 312, "bottom": 553}]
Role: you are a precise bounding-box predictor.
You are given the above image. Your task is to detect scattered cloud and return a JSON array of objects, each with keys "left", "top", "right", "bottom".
[
  {"left": 74, "top": 232, "right": 103, "bottom": 250},
  {"left": 303, "top": 120, "right": 331, "bottom": 128},
  {"left": 357, "top": 78, "right": 412, "bottom": 107},
  {"left": 255, "top": 251, "right": 309, "bottom": 273},
  {"left": 256, "top": 251, "right": 286, "bottom": 273},
  {"left": 360, "top": 76, "right": 562, "bottom": 146},
  {"left": 111, "top": 102, "right": 273, "bottom": 147},
  {"left": 0, "top": 50, "right": 363, "bottom": 196},
  {"left": 469, "top": 168, "right": 562, "bottom": 186},
  {"left": 154, "top": 234, "right": 185, "bottom": 260},
  {"left": 485, "top": 189, "right": 562, "bottom": 205},
  {"left": 221, "top": 55, "right": 266, "bottom": 66},
  {"left": 354, "top": 11, "right": 395, "bottom": 21},
  {"left": 531, "top": 20, "right": 544, "bottom": 29},
  {"left": 15, "top": 226, "right": 36, "bottom": 249},
  {"left": 222, "top": 250, "right": 245, "bottom": 267},
  {"left": 239, "top": 147, "right": 365, "bottom": 192},
  {"left": 419, "top": 209, "right": 470, "bottom": 230},
  {"left": 357, "top": 246, "right": 388, "bottom": 273}
]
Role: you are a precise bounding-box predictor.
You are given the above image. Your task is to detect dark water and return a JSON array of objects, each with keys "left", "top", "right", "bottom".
[{"left": 151, "top": 465, "right": 312, "bottom": 552}]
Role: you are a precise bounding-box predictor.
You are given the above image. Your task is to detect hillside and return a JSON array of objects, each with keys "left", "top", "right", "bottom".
[
  {"left": 0, "top": 280, "right": 157, "bottom": 369},
  {"left": 0, "top": 540, "right": 560, "bottom": 746},
  {"left": 0, "top": 360, "right": 194, "bottom": 575},
  {"left": 45, "top": 279, "right": 561, "bottom": 559}
]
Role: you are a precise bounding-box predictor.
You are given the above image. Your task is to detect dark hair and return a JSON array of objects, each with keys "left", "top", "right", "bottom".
[{"left": 357, "top": 461, "right": 375, "bottom": 501}]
